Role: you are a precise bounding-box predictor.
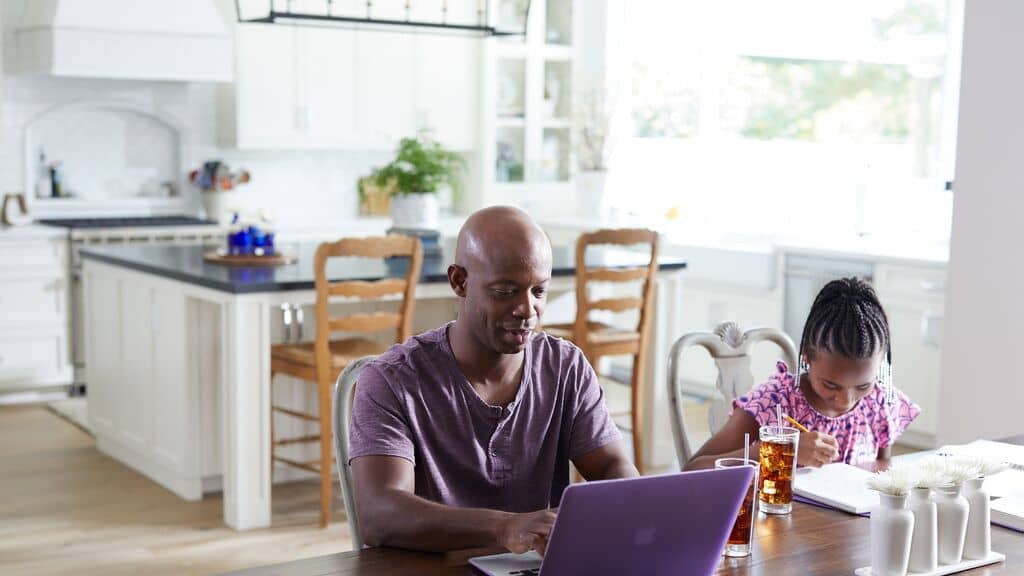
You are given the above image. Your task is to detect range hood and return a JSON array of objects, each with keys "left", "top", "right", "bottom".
[{"left": 15, "top": 0, "right": 232, "bottom": 82}]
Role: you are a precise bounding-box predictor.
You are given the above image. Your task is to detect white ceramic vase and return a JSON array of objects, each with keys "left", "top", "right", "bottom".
[
  {"left": 908, "top": 487, "right": 938, "bottom": 573},
  {"left": 870, "top": 493, "right": 914, "bottom": 576},
  {"left": 575, "top": 171, "right": 607, "bottom": 221},
  {"left": 390, "top": 192, "right": 439, "bottom": 230},
  {"left": 963, "top": 477, "right": 991, "bottom": 559},
  {"left": 935, "top": 484, "right": 970, "bottom": 565}
]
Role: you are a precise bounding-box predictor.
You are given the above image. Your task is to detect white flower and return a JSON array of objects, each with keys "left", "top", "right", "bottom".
[{"left": 866, "top": 464, "right": 916, "bottom": 496}]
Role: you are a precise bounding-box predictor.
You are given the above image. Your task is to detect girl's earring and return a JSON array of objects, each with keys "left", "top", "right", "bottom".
[
  {"left": 878, "top": 360, "right": 893, "bottom": 404},
  {"left": 798, "top": 358, "right": 810, "bottom": 377}
]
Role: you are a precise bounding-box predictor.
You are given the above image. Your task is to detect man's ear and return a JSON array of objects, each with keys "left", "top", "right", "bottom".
[{"left": 448, "top": 264, "right": 467, "bottom": 297}]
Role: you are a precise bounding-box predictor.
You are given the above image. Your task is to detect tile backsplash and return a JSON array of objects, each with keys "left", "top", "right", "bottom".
[{"left": 1, "top": 75, "right": 392, "bottom": 227}]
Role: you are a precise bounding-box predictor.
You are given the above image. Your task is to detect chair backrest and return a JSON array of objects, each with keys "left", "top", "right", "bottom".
[
  {"left": 314, "top": 236, "right": 422, "bottom": 383},
  {"left": 667, "top": 322, "right": 797, "bottom": 468},
  {"left": 332, "top": 354, "right": 378, "bottom": 550},
  {"left": 573, "top": 228, "right": 659, "bottom": 348}
]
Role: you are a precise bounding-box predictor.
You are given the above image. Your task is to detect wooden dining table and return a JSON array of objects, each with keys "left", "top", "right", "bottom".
[
  {"left": 222, "top": 492, "right": 1024, "bottom": 575},
  {"left": 221, "top": 436, "right": 1024, "bottom": 574}
]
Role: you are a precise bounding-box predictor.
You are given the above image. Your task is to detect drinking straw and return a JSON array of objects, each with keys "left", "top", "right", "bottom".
[
  {"left": 776, "top": 403, "right": 783, "bottom": 428},
  {"left": 744, "top": 432, "right": 750, "bottom": 465}
]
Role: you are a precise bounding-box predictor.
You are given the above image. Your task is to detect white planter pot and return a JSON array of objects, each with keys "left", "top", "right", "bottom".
[
  {"left": 390, "top": 192, "right": 439, "bottom": 230},
  {"left": 202, "top": 191, "right": 237, "bottom": 224},
  {"left": 870, "top": 493, "right": 914, "bottom": 576},
  {"left": 575, "top": 171, "right": 607, "bottom": 220},
  {"left": 963, "top": 477, "right": 991, "bottom": 560},
  {"left": 909, "top": 487, "right": 938, "bottom": 573},
  {"left": 935, "top": 484, "right": 970, "bottom": 565}
]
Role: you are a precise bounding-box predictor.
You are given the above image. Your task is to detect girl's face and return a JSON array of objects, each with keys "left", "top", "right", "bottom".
[{"left": 802, "top": 348, "right": 883, "bottom": 417}]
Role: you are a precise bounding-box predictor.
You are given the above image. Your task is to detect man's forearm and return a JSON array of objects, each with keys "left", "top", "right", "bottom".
[
  {"left": 359, "top": 488, "right": 511, "bottom": 551},
  {"left": 592, "top": 457, "right": 640, "bottom": 480}
]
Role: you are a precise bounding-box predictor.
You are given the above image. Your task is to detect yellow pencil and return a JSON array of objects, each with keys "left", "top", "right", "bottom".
[{"left": 784, "top": 414, "right": 810, "bottom": 433}]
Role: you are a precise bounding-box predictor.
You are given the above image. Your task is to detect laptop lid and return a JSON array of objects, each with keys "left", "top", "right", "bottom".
[{"left": 536, "top": 466, "right": 754, "bottom": 576}]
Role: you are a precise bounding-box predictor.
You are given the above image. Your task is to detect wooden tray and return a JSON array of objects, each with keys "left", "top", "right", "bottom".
[{"left": 203, "top": 250, "right": 297, "bottom": 266}]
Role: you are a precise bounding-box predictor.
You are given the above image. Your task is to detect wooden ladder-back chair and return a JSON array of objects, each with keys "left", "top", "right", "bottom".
[
  {"left": 543, "top": 228, "right": 658, "bottom": 474},
  {"left": 270, "top": 235, "right": 422, "bottom": 527}
]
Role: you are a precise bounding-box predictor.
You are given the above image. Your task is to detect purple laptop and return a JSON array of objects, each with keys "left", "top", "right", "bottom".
[{"left": 469, "top": 466, "right": 755, "bottom": 576}]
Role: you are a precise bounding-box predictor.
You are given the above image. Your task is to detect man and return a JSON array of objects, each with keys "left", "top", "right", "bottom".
[{"left": 349, "top": 206, "right": 637, "bottom": 555}]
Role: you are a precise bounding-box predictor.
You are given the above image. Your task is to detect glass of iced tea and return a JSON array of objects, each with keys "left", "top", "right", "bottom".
[
  {"left": 758, "top": 425, "right": 800, "bottom": 515},
  {"left": 715, "top": 457, "right": 759, "bottom": 557}
]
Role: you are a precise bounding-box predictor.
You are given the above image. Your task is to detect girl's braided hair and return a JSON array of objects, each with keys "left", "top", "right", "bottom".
[{"left": 800, "top": 277, "right": 891, "bottom": 366}]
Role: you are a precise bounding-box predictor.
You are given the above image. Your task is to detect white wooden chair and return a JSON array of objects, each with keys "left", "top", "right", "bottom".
[
  {"left": 332, "top": 354, "right": 378, "bottom": 549},
  {"left": 667, "top": 322, "right": 797, "bottom": 468}
]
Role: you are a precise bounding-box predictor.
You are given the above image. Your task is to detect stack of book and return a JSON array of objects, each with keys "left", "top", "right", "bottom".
[{"left": 388, "top": 227, "right": 443, "bottom": 259}]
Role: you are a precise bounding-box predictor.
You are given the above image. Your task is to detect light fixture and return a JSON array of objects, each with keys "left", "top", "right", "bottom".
[{"left": 234, "top": 0, "right": 529, "bottom": 37}]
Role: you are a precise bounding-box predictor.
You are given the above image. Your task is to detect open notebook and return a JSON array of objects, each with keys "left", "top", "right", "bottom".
[
  {"left": 992, "top": 496, "right": 1024, "bottom": 533},
  {"left": 937, "top": 439, "right": 1024, "bottom": 471},
  {"left": 793, "top": 463, "right": 878, "bottom": 515}
]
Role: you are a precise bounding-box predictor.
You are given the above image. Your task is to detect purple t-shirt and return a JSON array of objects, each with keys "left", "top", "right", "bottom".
[{"left": 349, "top": 322, "right": 621, "bottom": 512}]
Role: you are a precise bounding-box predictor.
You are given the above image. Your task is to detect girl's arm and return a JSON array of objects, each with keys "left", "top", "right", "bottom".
[{"left": 684, "top": 409, "right": 762, "bottom": 470}]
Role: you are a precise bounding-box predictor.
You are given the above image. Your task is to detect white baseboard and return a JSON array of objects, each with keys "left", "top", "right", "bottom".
[{"left": 96, "top": 436, "right": 203, "bottom": 500}]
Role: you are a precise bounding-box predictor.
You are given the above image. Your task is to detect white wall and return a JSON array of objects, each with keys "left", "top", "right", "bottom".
[{"left": 938, "top": 0, "right": 1024, "bottom": 444}]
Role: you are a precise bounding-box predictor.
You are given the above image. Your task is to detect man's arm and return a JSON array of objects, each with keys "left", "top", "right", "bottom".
[
  {"left": 352, "top": 455, "right": 556, "bottom": 554},
  {"left": 572, "top": 442, "right": 639, "bottom": 481}
]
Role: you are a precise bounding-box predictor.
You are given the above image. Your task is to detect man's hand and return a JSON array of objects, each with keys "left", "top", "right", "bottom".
[
  {"left": 797, "top": 431, "right": 839, "bottom": 467},
  {"left": 498, "top": 509, "right": 557, "bottom": 556}
]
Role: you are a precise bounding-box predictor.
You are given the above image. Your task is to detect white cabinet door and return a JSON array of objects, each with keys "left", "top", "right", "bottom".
[
  {"left": 116, "top": 275, "right": 153, "bottom": 453},
  {"left": 234, "top": 24, "right": 300, "bottom": 149},
  {"left": 354, "top": 30, "right": 416, "bottom": 148},
  {"left": 413, "top": 34, "right": 479, "bottom": 150},
  {"left": 883, "top": 295, "right": 943, "bottom": 438},
  {"left": 876, "top": 263, "right": 945, "bottom": 442},
  {"left": 150, "top": 281, "right": 191, "bottom": 473},
  {"left": 85, "top": 264, "right": 118, "bottom": 438}
]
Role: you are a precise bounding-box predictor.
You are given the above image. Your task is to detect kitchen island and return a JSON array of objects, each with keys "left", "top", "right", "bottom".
[{"left": 81, "top": 240, "right": 686, "bottom": 531}]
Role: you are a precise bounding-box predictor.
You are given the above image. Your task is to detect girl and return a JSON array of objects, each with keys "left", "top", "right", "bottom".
[{"left": 686, "top": 277, "right": 920, "bottom": 470}]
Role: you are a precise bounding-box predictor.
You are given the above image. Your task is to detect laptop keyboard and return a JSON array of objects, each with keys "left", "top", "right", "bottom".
[{"left": 508, "top": 571, "right": 540, "bottom": 576}]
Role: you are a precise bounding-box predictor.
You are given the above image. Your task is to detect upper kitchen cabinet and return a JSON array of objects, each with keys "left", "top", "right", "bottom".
[
  {"left": 220, "top": 23, "right": 479, "bottom": 151},
  {"left": 222, "top": 24, "right": 359, "bottom": 150},
  {"left": 411, "top": 34, "right": 479, "bottom": 151},
  {"left": 480, "top": 0, "right": 579, "bottom": 208}
]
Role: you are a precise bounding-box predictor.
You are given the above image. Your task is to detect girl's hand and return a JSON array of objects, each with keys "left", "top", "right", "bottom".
[{"left": 797, "top": 431, "right": 839, "bottom": 467}]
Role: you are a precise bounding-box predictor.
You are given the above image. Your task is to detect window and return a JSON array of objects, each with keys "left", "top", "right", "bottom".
[{"left": 607, "top": 0, "right": 962, "bottom": 242}]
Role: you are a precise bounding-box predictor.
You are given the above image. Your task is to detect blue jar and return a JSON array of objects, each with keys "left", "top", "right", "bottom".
[{"left": 229, "top": 227, "right": 253, "bottom": 255}]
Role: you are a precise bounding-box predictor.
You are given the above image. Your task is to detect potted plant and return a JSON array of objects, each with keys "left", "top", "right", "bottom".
[{"left": 372, "top": 133, "right": 464, "bottom": 231}]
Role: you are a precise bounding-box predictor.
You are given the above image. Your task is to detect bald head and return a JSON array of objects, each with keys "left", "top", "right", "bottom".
[
  {"left": 455, "top": 206, "right": 551, "bottom": 272},
  {"left": 447, "top": 206, "right": 552, "bottom": 356}
]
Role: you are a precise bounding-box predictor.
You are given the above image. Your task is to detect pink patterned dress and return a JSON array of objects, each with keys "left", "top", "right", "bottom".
[{"left": 732, "top": 361, "right": 921, "bottom": 465}]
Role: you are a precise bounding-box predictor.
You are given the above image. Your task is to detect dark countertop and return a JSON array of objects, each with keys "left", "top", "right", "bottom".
[{"left": 81, "top": 241, "right": 687, "bottom": 294}]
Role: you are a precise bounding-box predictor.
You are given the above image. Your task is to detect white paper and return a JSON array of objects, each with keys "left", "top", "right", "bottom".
[{"left": 793, "top": 463, "right": 879, "bottom": 514}]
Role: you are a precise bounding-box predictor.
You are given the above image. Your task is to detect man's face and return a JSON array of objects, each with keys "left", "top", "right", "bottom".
[{"left": 453, "top": 241, "right": 552, "bottom": 355}]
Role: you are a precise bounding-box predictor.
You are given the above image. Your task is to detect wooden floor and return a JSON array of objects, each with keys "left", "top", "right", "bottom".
[{"left": 0, "top": 405, "right": 354, "bottom": 576}]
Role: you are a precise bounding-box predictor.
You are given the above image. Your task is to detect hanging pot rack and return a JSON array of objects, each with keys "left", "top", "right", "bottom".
[{"left": 234, "top": 0, "right": 529, "bottom": 37}]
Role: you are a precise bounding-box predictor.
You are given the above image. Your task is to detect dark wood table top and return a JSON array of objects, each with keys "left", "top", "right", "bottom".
[
  {"left": 222, "top": 440, "right": 1024, "bottom": 575},
  {"left": 220, "top": 502, "right": 1024, "bottom": 575}
]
